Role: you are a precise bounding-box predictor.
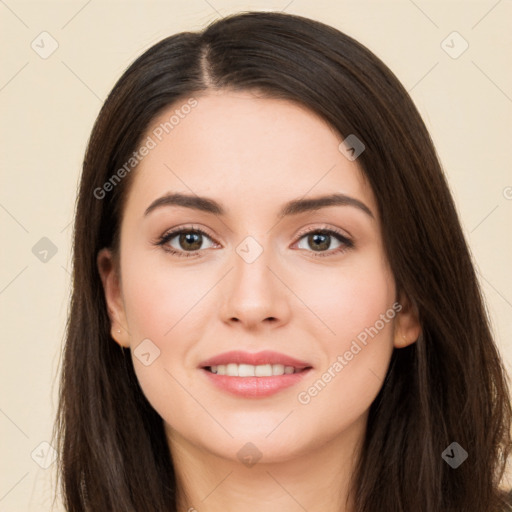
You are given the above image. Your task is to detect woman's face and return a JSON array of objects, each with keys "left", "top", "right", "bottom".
[{"left": 98, "top": 90, "right": 419, "bottom": 465}]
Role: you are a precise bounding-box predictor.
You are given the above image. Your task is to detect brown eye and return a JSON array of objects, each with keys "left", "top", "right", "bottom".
[
  {"left": 157, "top": 228, "right": 217, "bottom": 258},
  {"left": 295, "top": 229, "right": 353, "bottom": 256},
  {"left": 305, "top": 232, "right": 331, "bottom": 251},
  {"left": 176, "top": 231, "right": 203, "bottom": 251}
]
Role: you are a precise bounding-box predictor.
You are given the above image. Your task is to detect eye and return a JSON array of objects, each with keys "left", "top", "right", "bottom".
[
  {"left": 155, "top": 226, "right": 217, "bottom": 258},
  {"left": 154, "top": 225, "right": 354, "bottom": 259},
  {"left": 294, "top": 228, "right": 354, "bottom": 257}
]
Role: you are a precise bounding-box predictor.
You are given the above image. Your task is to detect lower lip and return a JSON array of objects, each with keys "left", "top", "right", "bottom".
[{"left": 201, "top": 368, "right": 311, "bottom": 398}]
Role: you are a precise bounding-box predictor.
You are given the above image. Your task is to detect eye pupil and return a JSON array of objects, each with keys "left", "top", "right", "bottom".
[
  {"left": 309, "top": 233, "right": 330, "bottom": 251},
  {"left": 180, "top": 232, "right": 202, "bottom": 250}
]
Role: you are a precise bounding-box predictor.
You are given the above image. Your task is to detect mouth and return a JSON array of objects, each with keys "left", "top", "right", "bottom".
[
  {"left": 204, "top": 363, "right": 310, "bottom": 376},
  {"left": 199, "top": 351, "right": 313, "bottom": 398}
]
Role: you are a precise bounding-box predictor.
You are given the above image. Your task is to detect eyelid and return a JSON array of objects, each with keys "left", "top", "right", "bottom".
[
  {"left": 159, "top": 223, "right": 351, "bottom": 243},
  {"left": 294, "top": 223, "right": 352, "bottom": 240},
  {"left": 155, "top": 223, "right": 354, "bottom": 257},
  {"left": 160, "top": 223, "right": 219, "bottom": 243}
]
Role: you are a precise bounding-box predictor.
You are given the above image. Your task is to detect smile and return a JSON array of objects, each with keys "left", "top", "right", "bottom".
[
  {"left": 199, "top": 350, "right": 313, "bottom": 398},
  {"left": 206, "top": 363, "right": 305, "bottom": 376}
]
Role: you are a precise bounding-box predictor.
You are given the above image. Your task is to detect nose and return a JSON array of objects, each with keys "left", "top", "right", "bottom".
[{"left": 218, "top": 238, "right": 291, "bottom": 330}]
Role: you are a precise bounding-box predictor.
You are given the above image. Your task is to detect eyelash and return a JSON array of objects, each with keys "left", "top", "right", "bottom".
[{"left": 153, "top": 225, "right": 354, "bottom": 259}]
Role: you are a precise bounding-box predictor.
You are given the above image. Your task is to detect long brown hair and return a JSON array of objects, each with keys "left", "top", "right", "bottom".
[{"left": 53, "top": 11, "right": 512, "bottom": 511}]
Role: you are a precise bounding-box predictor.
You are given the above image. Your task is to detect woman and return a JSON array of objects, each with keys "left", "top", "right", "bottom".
[{"left": 53, "top": 10, "right": 512, "bottom": 511}]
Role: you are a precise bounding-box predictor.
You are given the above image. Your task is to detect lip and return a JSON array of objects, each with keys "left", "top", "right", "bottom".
[
  {"left": 199, "top": 350, "right": 313, "bottom": 398},
  {"left": 201, "top": 369, "right": 312, "bottom": 398},
  {"left": 198, "top": 350, "right": 312, "bottom": 369}
]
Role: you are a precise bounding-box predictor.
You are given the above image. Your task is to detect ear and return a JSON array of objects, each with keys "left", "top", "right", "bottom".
[
  {"left": 393, "top": 290, "right": 422, "bottom": 349},
  {"left": 97, "top": 247, "right": 130, "bottom": 348}
]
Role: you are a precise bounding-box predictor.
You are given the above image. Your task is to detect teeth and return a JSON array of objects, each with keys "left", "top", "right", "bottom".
[
  {"left": 209, "top": 363, "right": 300, "bottom": 376},
  {"left": 226, "top": 363, "right": 238, "bottom": 375},
  {"left": 255, "top": 364, "right": 272, "bottom": 377},
  {"left": 238, "top": 363, "right": 254, "bottom": 377},
  {"left": 272, "top": 364, "right": 285, "bottom": 376}
]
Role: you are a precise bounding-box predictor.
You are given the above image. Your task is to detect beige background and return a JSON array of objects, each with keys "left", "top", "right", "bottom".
[{"left": 0, "top": 0, "right": 511, "bottom": 510}]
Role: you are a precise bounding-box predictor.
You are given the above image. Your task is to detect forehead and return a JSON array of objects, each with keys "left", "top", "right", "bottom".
[{"left": 122, "top": 90, "right": 376, "bottom": 221}]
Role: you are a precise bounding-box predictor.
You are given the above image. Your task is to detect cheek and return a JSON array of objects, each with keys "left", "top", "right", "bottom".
[
  {"left": 293, "top": 254, "right": 396, "bottom": 409},
  {"left": 119, "top": 249, "right": 216, "bottom": 403},
  {"left": 297, "top": 252, "right": 396, "bottom": 347},
  {"left": 120, "top": 257, "right": 206, "bottom": 427},
  {"left": 121, "top": 251, "right": 202, "bottom": 342}
]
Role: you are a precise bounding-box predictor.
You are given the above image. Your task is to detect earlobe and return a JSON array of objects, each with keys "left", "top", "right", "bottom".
[
  {"left": 397, "top": 332, "right": 418, "bottom": 349},
  {"left": 393, "top": 292, "right": 422, "bottom": 349},
  {"left": 97, "top": 248, "right": 130, "bottom": 348}
]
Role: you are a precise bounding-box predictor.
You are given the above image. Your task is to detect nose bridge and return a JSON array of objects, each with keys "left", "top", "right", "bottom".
[
  {"left": 221, "top": 232, "right": 287, "bottom": 325},
  {"left": 232, "top": 233, "right": 275, "bottom": 294}
]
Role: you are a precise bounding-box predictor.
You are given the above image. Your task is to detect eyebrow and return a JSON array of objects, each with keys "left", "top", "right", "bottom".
[{"left": 144, "top": 192, "right": 374, "bottom": 220}]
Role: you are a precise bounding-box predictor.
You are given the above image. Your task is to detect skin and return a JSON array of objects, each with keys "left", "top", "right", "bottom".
[{"left": 98, "top": 89, "right": 421, "bottom": 512}]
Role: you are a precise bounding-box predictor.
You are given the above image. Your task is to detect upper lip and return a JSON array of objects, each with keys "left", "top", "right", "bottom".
[{"left": 199, "top": 350, "right": 312, "bottom": 369}]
